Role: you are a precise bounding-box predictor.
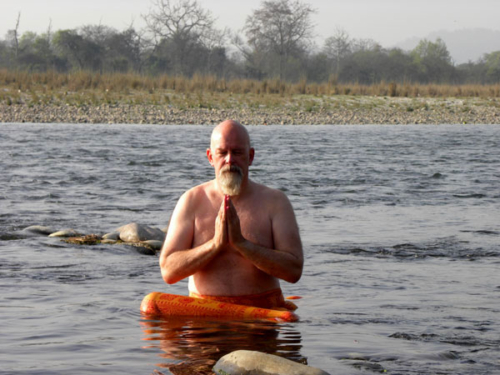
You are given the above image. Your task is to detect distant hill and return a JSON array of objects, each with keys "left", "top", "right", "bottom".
[{"left": 394, "top": 28, "right": 500, "bottom": 65}]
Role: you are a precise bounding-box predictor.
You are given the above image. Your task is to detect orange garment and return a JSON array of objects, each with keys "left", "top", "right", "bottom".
[
  {"left": 140, "top": 292, "right": 299, "bottom": 322},
  {"left": 189, "top": 288, "right": 297, "bottom": 311}
]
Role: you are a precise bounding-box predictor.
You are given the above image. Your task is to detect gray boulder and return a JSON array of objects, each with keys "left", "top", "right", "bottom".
[
  {"left": 116, "top": 223, "right": 166, "bottom": 243},
  {"left": 213, "top": 350, "right": 331, "bottom": 375}
]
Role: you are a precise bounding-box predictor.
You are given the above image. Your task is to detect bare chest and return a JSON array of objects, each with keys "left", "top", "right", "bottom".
[{"left": 193, "top": 200, "right": 273, "bottom": 249}]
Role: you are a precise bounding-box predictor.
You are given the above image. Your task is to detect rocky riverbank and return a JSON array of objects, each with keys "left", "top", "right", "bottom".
[{"left": 1, "top": 96, "right": 500, "bottom": 125}]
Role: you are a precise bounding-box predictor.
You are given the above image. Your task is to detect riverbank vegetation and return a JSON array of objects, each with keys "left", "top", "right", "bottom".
[
  {"left": 2, "top": 68, "right": 499, "bottom": 125},
  {"left": 2, "top": 70, "right": 500, "bottom": 109},
  {"left": 2, "top": 0, "right": 500, "bottom": 88}
]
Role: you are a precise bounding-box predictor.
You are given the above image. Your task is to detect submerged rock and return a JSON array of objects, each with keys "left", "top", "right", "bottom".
[
  {"left": 117, "top": 223, "right": 166, "bottom": 243},
  {"left": 23, "top": 225, "right": 56, "bottom": 235},
  {"left": 213, "top": 350, "right": 331, "bottom": 375},
  {"left": 64, "top": 234, "right": 102, "bottom": 245},
  {"left": 48, "top": 229, "right": 81, "bottom": 238},
  {"left": 140, "top": 240, "right": 164, "bottom": 250},
  {"left": 127, "top": 243, "right": 157, "bottom": 256}
]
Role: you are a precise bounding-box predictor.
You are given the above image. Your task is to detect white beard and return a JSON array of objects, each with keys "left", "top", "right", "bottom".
[{"left": 218, "top": 165, "right": 243, "bottom": 196}]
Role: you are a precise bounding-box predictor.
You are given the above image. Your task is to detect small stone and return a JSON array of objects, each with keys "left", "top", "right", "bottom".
[
  {"left": 101, "top": 239, "right": 117, "bottom": 244},
  {"left": 102, "top": 231, "right": 120, "bottom": 240},
  {"left": 213, "top": 350, "right": 331, "bottom": 375},
  {"left": 49, "top": 229, "right": 80, "bottom": 238}
]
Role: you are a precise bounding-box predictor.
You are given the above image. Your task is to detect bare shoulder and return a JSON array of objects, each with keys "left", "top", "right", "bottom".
[
  {"left": 252, "top": 181, "right": 290, "bottom": 199},
  {"left": 178, "top": 180, "right": 216, "bottom": 207},
  {"left": 251, "top": 182, "right": 302, "bottom": 258},
  {"left": 250, "top": 182, "right": 294, "bottom": 211}
]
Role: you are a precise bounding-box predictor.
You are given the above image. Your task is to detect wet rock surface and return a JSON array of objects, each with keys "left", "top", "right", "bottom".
[
  {"left": 23, "top": 222, "right": 165, "bottom": 254},
  {"left": 48, "top": 229, "right": 81, "bottom": 238}
]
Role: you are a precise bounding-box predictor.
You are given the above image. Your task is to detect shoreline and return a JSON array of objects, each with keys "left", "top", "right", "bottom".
[{"left": 1, "top": 96, "right": 500, "bottom": 125}]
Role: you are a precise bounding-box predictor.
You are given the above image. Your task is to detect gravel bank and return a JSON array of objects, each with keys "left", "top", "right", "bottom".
[{"left": 1, "top": 97, "right": 499, "bottom": 125}]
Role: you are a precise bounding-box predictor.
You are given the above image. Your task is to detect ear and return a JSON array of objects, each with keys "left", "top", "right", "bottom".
[
  {"left": 249, "top": 148, "right": 255, "bottom": 166},
  {"left": 207, "top": 148, "right": 215, "bottom": 166}
]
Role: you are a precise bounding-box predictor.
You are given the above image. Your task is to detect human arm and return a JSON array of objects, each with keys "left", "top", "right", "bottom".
[
  {"left": 159, "top": 192, "right": 227, "bottom": 284},
  {"left": 225, "top": 193, "right": 303, "bottom": 283}
]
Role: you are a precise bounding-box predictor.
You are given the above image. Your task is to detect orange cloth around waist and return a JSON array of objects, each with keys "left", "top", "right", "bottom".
[{"left": 189, "top": 288, "right": 297, "bottom": 311}]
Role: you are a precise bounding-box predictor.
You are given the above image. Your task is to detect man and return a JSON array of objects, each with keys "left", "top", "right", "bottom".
[{"left": 159, "top": 120, "right": 303, "bottom": 310}]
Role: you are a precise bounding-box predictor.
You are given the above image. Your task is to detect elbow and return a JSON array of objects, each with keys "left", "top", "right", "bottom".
[
  {"left": 286, "top": 272, "right": 302, "bottom": 284},
  {"left": 161, "top": 269, "right": 180, "bottom": 285},
  {"left": 160, "top": 262, "right": 180, "bottom": 285},
  {"left": 159, "top": 255, "right": 179, "bottom": 284},
  {"left": 165, "top": 278, "right": 178, "bottom": 285},
  {"left": 286, "top": 261, "right": 303, "bottom": 284},
  {"left": 283, "top": 266, "right": 302, "bottom": 284}
]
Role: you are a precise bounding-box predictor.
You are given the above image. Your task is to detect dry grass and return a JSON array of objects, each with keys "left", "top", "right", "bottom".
[{"left": 1, "top": 69, "right": 500, "bottom": 110}]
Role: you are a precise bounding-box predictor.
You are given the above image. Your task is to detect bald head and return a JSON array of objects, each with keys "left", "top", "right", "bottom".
[{"left": 210, "top": 120, "right": 251, "bottom": 150}]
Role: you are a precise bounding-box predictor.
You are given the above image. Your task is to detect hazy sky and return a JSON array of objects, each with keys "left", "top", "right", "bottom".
[{"left": 2, "top": 0, "right": 499, "bottom": 48}]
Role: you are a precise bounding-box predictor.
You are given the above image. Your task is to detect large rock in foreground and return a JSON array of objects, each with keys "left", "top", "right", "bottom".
[
  {"left": 213, "top": 350, "right": 331, "bottom": 375},
  {"left": 116, "top": 223, "right": 166, "bottom": 243}
]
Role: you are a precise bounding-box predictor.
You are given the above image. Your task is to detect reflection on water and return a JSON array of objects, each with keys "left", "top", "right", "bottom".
[{"left": 141, "top": 316, "right": 304, "bottom": 374}]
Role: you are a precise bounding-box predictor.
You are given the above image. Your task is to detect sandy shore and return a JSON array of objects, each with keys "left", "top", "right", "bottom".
[{"left": 1, "top": 96, "right": 499, "bottom": 125}]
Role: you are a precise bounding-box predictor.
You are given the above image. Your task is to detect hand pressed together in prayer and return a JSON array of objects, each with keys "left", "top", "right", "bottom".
[{"left": 214, "top": 195, "right": 246, "bottom": 251}]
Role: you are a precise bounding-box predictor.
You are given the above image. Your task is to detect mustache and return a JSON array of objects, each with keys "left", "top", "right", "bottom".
[{"left": 220, "top": 165, "right": 243, "bottom": 176}]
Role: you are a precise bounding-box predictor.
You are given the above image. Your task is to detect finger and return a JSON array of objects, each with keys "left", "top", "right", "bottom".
[
  {"left": 222, "top": 197, "right": 229, "bottom": 240},
  {"left": 225, "top": 195, "right": 230, "bottom": 219},
  {"left": 215, "top": 206, "right": 228, "bottom": 247},
  {"left": 216, "top": 197, "right": 225, "bottom": 224},
  {"left": 225, "top": 195, "right": 230, "bottom": 214},
  {"left": 220, "top": 196, "right": 226, "bottom": 214},
  {"left": 226, "top": 198, "right": 242, "bottom": 242},
  {"left": 229, "top": 201, "right": 240, "bottom": 226}
]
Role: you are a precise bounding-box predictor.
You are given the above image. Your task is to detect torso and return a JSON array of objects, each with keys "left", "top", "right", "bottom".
[{"left": 187, "top": 180, "right": 280, "bottom": 296}]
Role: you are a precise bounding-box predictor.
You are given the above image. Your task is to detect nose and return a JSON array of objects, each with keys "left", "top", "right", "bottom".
[{"left": 225, "top": 152, "right": 234, "bottom": 164}]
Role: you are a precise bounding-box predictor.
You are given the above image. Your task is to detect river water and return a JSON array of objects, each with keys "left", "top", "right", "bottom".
[{"left": 1, "top": 123, "right": 499, "bottom": 375}]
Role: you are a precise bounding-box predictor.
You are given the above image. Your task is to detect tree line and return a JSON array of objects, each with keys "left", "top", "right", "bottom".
[{"left": 1, "top": 0, "right": 500, "bottom": 85}]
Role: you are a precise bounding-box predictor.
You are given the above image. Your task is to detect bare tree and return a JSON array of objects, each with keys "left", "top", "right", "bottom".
[
  {"left": 201, "top": 27, "right": 229, "bottom": 76},
  {"left": 244, "top": 0, "right": 315, "bottom": 81},
  {"left": 352, "top": 38, "right": 380, "bottom": 53},
  {"left": 323, "top": 27, "right": 351, "bottom": 79},
  {"left": 143, "top": 0, "right": 215, "bottom": 75},
  {"left": 6, "top": 12, "right": 22, "bottom": 63}
]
